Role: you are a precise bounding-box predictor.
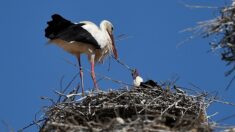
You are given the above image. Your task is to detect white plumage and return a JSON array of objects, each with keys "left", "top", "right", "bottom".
[{"left": 133, "top": 76, "right": 144, "bottom": 87}]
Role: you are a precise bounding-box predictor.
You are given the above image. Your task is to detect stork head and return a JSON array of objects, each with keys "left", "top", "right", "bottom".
[
  {"left": 131, "top": 69, "right": 144, "bottom": 87},
  {"left": 131, "top": 69, "right": 139, "bottom": 79},
  {"left": 101, "top": 20, "right": 118, "bottom": 59}
]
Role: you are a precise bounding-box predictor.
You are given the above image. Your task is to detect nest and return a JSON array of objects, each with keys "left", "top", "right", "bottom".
[
  {"left": 189, "top": 1, "right": 235, "bottom": 76},
  {"left": 40, "top": 81, "right": 212, "bottom": 132}
]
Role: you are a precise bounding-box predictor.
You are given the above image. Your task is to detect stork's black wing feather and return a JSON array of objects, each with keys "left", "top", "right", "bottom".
[
  {"left": 45, "top": 14, "right": 100, "bottom": 49},
  {"left": 45, "top": 14, "right": 74, "bottom": 39},
  {"left": 56, "top": 24, "right": 100, "bottom": 49}
]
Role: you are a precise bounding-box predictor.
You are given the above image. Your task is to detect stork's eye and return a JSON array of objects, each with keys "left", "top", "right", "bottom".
[{"left": 111, "top": 27, "right": 114, "bottom": 31}]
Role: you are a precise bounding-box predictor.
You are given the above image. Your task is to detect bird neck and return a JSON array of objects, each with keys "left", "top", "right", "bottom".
[{"left": 99, "top": 20, "right": 114, "bottom": 58}]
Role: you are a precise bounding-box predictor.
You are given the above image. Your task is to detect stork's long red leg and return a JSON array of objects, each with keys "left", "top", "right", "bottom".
[
  {"left": 90, "top": 54, "right": 99, "bottom": 91},
  {"left": 77, "top": 55, "right": 85, "bottom": 96}
]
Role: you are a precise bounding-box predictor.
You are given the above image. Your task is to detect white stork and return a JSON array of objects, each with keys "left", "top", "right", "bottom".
[{"left": 45, "top": 14, "right": 118, "bottom": 96}]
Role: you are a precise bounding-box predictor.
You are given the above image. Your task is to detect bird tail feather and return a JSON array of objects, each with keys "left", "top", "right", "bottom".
[{"left": 45, "top": 14, "right": 73, "bottom": 39}]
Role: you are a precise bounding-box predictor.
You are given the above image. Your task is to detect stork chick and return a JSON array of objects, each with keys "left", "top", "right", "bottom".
[{"left": 132, "top": 69, "right": 144, "bottom": 87}]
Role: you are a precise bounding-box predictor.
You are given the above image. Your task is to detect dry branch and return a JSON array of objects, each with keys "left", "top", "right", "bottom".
[{"left": 187, "top": 1, "right": 235, "bottom": 76}]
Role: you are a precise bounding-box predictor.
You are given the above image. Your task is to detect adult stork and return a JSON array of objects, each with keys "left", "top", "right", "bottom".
[{"left": 45, "top": 14, "right": 118, "bottom": 96}]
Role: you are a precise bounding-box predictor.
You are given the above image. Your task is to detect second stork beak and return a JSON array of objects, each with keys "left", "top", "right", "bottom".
[{"left": 109, "top": 33, "right": 118, "bottom": 59}]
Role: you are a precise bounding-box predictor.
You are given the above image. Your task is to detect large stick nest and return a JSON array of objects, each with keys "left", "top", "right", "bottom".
[
  {"left": 40, "top": 82, "right": 212, "bottom": 132},
  {"left": 189, "top": 1, "right": 235, "bottom": 76}
]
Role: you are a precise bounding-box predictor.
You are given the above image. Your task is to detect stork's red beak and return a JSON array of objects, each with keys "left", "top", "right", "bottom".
[{"left": 109, "top": 33, "right": 118, "bottom": 59}]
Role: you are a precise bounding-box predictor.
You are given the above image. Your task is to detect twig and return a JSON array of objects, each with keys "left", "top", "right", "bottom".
[
  {"left": 217, "top": 113, "right": 235, "bottom": 123},
  {"left": 59, "top": 75, "right": 65, "bottom": 95},
  {"left": 83, "top": 67, "right": 133, "bottom": 86},
  {"left": 47, "top": 121, "right": 88, "bottom": 130},
  {"left": 113, "top": 57, "right": 134, "bottom": 72},
  {"left": 18, "top": 118, "right": 46, "bottom": 132},
  {"left": 214, "top": 99, "right": 235, "bottom": 106},
  {"left": 115, "top": 34, "right": 132, "bottom": 42},
  {"left": 1, "top": 120, "right": 14, "bottom": 132},
  {"left": 161, "top": 99, "right": 182, "bottom": 116},
  {"left": 225, "top": 75, "right": 235, "bottom": 90},
  {"left": 40, "top": 96, "right": 56, "bottom": 105},
  {"left": 57, "top": 72, "right": 80, "bottom": 103}
]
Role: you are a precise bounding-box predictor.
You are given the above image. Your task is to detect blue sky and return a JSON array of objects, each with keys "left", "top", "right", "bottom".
[{"left": 0, "top": 0, "right": 234, "bottom": 131}]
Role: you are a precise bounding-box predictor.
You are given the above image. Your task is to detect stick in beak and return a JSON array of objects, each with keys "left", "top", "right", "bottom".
[{"left": 109, "top": 33, "right": 118, "bottom": 59}]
